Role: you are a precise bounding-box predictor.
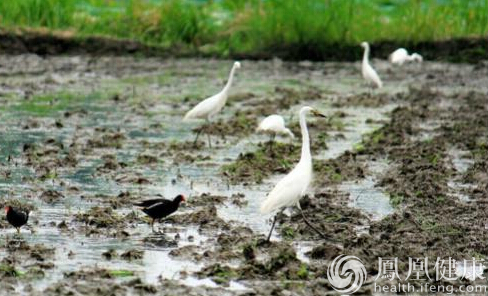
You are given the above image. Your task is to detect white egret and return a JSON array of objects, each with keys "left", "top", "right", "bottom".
[
  {"left": 256, "top": 114, "right": 294, "bottom": 147},
  {"left": 260, "top": 106, "right": 327, "bottom": 242},
  {"left": 184, "top": 61, "right": 241, "bottom": 147},
  {"left": 360, "top": 42, "right": 383, "bottom": 88},
  {"left": 389, "top": 48, "right": 423, "bottom": 65}
]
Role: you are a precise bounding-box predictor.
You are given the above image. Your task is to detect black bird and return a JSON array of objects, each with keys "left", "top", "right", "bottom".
[
  {"left": 5, "top": 206, "right": 29, "bottom": 233},
  {"left": 134, "top": 194, "right": 185, "bottom": 232}
]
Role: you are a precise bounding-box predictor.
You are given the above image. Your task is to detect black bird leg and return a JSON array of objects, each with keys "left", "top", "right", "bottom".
[
  {"left": 156, "top": 219, "right": 164, "bottom": 234},
  {"left": 151, "top": 219, "right": 156, "bottom": 233}
]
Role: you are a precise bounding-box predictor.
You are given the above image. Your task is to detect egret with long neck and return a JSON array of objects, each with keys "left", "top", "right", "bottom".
[
  {"left": 361, "top": 42, "right": 383, "bottom": 89},
  {"left": 184, "top": 61, "right": 241, "bottom": 147},
  {"left": 260, "top": 106, "right": 327, "bottom": 242}
]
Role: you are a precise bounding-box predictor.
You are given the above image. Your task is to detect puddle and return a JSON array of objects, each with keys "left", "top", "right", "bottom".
[
  {"left": 0, "top": 54, "right": 485, "bottom": 295},
  {"left": 318, "top": 105, "right": 395, "bottom": 160},
  {"left": 0, "top": 56, "right": 424, "bottom": 294},
  {"left": 293, "top": 241, "right": 315, "bottom": 264},
  {"left": 448, "top": 148, "right": 474, "bottom": 174},
  {"left": 447, "top": 181, "right": 475, "bottom": 202},
  {"left": 0, "top": 97, "right": 396, "bottom": 293},
  {"left": 341, "top": 178, "right": 394, "bottom": 221},
  {"left": 447, "top": 148, "right": 476, "bottom": 202}
]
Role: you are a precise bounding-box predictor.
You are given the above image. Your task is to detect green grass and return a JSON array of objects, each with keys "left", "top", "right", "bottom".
[
  {"left": 11, "top": 91, "right": 108, "bottom": 116},
  {"left": 390, "top": 193, "right": 404, "bottom": 207},
  {"left": 297, "top": 263, "right": 309, "bottom": 280},
  {"left": 0, "top": 264, "right": 24, "bottom": 277},
  {"left": 280, "top": 226, "right": 295, "bottom": 239},
  {"left": 108, "top": 269, "right": 135, "bottom": 277},
  {"left": 0, "top": 0, "right": 487, "bottom": 56}
]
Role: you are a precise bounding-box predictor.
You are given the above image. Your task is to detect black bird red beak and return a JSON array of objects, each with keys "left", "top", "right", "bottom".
[
  {"left": 4, "top": 206, "right": 10, "bottom": 214},
  {"left": 181, "top": 195, "right": 186, "bottom": 202}
]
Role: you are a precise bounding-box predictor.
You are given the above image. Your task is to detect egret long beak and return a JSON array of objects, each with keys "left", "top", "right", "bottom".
[{"left": 311, "top": 109, "right": 326, "bottom": 118}]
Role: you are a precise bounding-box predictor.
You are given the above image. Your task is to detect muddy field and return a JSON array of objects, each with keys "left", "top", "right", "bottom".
[{"left": 0, "top": 54, "right": 487, "bottom": 295}]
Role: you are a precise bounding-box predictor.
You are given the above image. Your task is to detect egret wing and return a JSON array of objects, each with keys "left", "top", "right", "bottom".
[
  {"left": 365, "top": 65, "right": 383, "bottom": 88},
  {"left": 184, "top": 92, "right": 223, "bottom": 120},
  {"left": 258, "top": 115, "right": 287, "bottom": 134},
  {"left": 390, "top": 48, "right": 408, "bottom": 64},
  {"left": 260, "top": 165, "right": 311, "bottom": 214}
]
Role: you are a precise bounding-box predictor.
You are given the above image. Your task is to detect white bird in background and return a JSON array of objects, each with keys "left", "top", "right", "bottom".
[
  {"left": 184, "top": 61, "right": 241, "bottom": 147},
  {"left": 260, "top": 106, "right": 327, "bottom": 242},
  {"left": 389, "top": 48, "right": 423, "bottom": 65},
  {"left": 360, "top": 41, "right": 383, "bottom": 89},
  {"left": 256, "top": 114, "right": 294, "bottom": 144}
]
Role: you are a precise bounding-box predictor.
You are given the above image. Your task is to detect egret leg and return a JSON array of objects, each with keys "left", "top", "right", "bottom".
[
  {"left": 297, "top": 201, "right": 327, "bottom": 240},
  {"left": 369, "top": 84, "right": 374, "bottom": 96},
  {"left": 266, "top": 214, "right": 278, "bottom": 242},
  {"left": 193, "top": 128, "right": 202, "bottom": 146},
  {"left": 268, "top": 134, "right": 275, "bottom": 154},
  {"left": 205, "top": 118, "right": 212, "bottom": 148},
  {"left": 207, "top": 133, "right": 212, "bottom": 148}
]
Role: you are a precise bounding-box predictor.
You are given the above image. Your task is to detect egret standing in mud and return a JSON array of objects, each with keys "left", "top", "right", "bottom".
[
  {"left": 184, "top": 61, "right": 241, "bottom": 147},
  {"left": 389, "top": 48, "right": 423, "bottom": 65},
  {"left": 256, "top": 114, "right": 294, "bottom": 149},
  {"left": 360, "top": 42, "right": 383, "bottom": 89},
  {"left": 260, "top": 106, "right": 327, "bottom": 242}
]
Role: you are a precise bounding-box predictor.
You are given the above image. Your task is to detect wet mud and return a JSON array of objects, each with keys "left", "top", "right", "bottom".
[{"left": 0, "top": 53, "right": 486, "bottom": 295}]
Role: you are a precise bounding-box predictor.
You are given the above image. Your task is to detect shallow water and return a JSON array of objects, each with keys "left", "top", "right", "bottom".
[{"left": 4, "top": 57, "right": 467, "bottom": 293}]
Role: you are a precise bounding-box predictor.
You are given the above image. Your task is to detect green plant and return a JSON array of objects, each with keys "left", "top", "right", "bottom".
[{"left": 0, "top": 0, "right": 486, "bottom": 56}]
